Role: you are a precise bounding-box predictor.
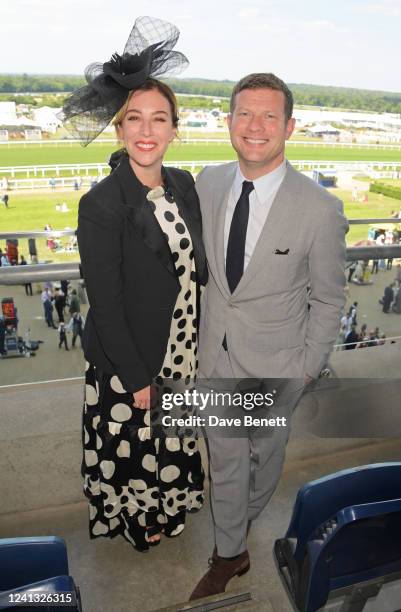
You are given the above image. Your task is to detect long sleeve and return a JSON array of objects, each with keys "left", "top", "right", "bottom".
[
  {"left": 77, "top": 191, "right": 151, "bottom": 393},
  {"left": 304, "top": 196, "right": 348, "bottom": 378}
]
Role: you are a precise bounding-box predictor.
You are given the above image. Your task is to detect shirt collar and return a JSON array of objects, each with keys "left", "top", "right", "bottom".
[{"left": 233, "top": 159, "right": 287, "bottom": 204}]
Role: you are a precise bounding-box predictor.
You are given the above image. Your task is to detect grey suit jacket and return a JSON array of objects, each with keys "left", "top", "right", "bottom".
[{"left": 196, "top": 161, "right": 348, "bottom": 381}]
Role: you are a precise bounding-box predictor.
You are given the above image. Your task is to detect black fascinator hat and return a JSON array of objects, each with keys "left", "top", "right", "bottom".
[{"left": 58, "top": 16, "right": 188, "bottom": 146}]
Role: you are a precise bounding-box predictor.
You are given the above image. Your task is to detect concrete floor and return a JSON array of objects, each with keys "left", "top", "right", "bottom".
[{"left": 1, "top": 438, "right": 400, "bottom": 612}]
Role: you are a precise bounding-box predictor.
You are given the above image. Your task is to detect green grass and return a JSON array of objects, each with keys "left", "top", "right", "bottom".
[
  {"left": 331, "top": 188, "right": 401, "bottom": 244},
  {"left": 1, "top": 191, "right": 79, "bottom": 263},
  {"left": 2, "top": 186, "right": 401, "bottom": 259},
  {"left": 2, "top": 141, "right": 401, "bottom": 169}
]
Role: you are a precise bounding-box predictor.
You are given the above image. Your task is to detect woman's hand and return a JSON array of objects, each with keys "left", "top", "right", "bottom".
[{"left": 133, "top": 385, "right": 153, "bottom": 410}]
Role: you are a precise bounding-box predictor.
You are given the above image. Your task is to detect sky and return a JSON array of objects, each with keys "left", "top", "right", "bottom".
[{"left": 2, "top": 0, "right": 401, "bottom": 93}]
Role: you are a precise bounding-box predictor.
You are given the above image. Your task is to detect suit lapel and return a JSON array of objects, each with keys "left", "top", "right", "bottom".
[
  {"left": 114, "top": 155, "right": 177, "bottom": 280},
  {"left": 213, "top": 163, "right": 237, "bottom": 296},
  {"left": 234, "top": 163, "right": 301, "bottom": 295}
]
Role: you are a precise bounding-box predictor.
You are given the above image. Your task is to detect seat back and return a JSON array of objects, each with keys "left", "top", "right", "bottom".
[
  {"left": 304, "top": 500, "right": 401, "bottom": 612},
  {"left": 285, "top": 463, "right": 401, "bottom": 561},
  {"left": 0, "top": 537, "right": 68, "bottom": 591}
]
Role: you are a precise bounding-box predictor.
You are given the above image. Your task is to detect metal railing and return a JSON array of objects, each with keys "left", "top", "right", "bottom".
[{"left": 1, "top": 247, "right": 401, "bottom": 285}]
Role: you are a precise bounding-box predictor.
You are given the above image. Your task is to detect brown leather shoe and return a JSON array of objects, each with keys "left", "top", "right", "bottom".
[{"left": 189, "top": 550, "right": 250, "bottom": 601}]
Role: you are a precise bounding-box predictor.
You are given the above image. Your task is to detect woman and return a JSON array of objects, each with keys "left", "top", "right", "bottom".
[{"left": 62, "top": 17, "right": 207, "bottom": 551}]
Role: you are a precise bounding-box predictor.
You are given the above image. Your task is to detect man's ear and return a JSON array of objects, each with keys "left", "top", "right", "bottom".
[{"left": 285, "top": 117, "right": 296, "bottom": 140}]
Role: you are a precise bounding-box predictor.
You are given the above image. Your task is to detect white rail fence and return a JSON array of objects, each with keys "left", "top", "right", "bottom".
[
  {"left": 2, "top": 138, "right": 401, "bottom": 149},
  {"left": 1, "top": 160, "right": 401, "bottom": 190}
]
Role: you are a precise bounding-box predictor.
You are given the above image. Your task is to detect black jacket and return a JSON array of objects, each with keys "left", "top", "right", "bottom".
[{"left": 77, "top": 154, "right": 207, "bottom": 393}]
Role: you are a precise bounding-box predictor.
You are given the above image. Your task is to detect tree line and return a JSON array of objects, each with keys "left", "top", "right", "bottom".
[{"left": 1, "top": 74, "right": 401, "bottom": 114}]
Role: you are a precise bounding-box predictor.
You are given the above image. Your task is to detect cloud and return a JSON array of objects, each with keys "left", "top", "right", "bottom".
[
  {"left": 238, "top": 8, "right": 261, "bottom": 18},
  {"left": 301, "top": 19, "right": 348, "bottom": 34},
  {"left": 360, "top": 1, "right": 401, "bottom": 16}
]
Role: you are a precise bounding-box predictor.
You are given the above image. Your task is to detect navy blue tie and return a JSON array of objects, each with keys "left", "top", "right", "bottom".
[{"left": 226, "top": 180, "right": 254, "bottom": 293}]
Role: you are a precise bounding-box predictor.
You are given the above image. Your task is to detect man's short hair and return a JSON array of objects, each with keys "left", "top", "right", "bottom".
[{"left": 230, "top": 73, "right": 293, "bottom": 121}]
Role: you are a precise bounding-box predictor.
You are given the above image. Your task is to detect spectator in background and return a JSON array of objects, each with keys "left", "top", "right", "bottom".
[
  {"left": 347, "top": 261, "right": 356, "bottom": 283},
  {"left": 68, "top": 312, "right": 85, "bottom": 348},
  {"left": 19, "top": 255, "right": 33, "bottom": 296},
  {"left": 1, "top": 193, "right": 9, "bottom": 208},
  {"left": 41, "top": 289, "right": 56, "bottom": 329},
  {"left": 58, "top": 322, "right": 69, "bottom": 350},
  {"left": 345, "top": 325, "right": 359, "bottom": 349},
  {"left": 382, "top": 282, "right": 395, "bottom": 313},
  {"left": 68, "top": 289, "right": 80, "bottom": 316},
  {"left": 395, "top": 264, "right": 401, "bottom": 287},
  {"left": 53, "top": 287, "right": 66, "bottom": 322},
  {"left": 392, "top": 285, "right": 401, "bottom": 314},
  {"left": 348, "top": 301, "right": 358, "bottom": 326},
  {"left": 1, "top": 253, "right": 10, "bottom": 266},
  {"left": 60, "top": 280, "right": 69, "bottom": 300}
]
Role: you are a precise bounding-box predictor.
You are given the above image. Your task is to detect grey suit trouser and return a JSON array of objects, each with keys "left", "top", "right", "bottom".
[{"left": 198, "top": 345, "right": 303, "bottom": 557}]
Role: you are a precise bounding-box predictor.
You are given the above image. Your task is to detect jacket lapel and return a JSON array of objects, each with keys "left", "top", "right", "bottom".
[
  {"left": 213, "top": 163, "right": 237, "bottom": 296},
  {"left": 163, "top": 167, "right": 207, "bottom": 285},
  {"left": 114, "top": 155, "right": 178, "bottom": 280}
]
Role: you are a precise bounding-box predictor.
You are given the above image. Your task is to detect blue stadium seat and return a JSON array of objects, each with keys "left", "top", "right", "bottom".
[
  {"left": 274, "top": 463, "right": 401, "bottom": 612},
  {"left": 0, "top": 536, "right": 82, "bottom": 611}
]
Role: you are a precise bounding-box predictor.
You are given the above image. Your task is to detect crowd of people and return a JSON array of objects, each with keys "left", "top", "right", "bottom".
[{"left": 40, "top": 281, "right": 85, "bottom": 351}]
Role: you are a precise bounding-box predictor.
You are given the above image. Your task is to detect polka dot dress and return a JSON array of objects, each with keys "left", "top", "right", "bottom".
[
  {"left": 81, "top": 186, "right": 204, "bottom": 552},
  {"left": 149, "top": 186, "right": 199, "bottom": 382}
]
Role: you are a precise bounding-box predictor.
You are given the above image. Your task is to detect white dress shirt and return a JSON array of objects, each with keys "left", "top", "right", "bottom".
[{"left": 224, "top": 160, "right": 287, "bottom": 270}]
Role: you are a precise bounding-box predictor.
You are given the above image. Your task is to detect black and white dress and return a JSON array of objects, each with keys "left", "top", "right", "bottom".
[{"left": 82, "top": 186, "right": 204, "bottom": 551}]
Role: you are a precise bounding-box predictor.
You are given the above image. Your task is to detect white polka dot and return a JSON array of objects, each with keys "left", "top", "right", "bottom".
[
  {"left": 85, "top": 361, "right": 90, "bottom": 372},
  {"left": 138, "top": 427, "right": 151, "bottom": 441},
  {"left": 130, "top": 479, "right": 147, "bottom": 491},
  {"left": 110, "top": 403, "right": 132, "bottom": 422},
  {"left": 96, "top": 434, "right": 102, "bottom": 449},
  {"left": 85, "top": 450, "right": 98, "bottom": 467},
  {"left": 92, "top": 415, "right": 100, "bottom": 429},
  {"left": 92, "top": 521, "right": 109, "bottom": 536},
  {"left": 160, "top": 465, "right": 180, "bottom": 483},
  {"left": 157, "top": 513, "right": 167, "bottom": 525},
  {"left": 109, "top": 517, "right": 120, "bottom": 530},
  {"left": 117, "top": 440, "right": 130, "bottom": 458},
  {"left": 166, "top": 437, "right": 180, "bottom": 452},
  {"left": 100, "top": 460, "right": 115, "bottom": 480},
  {"left": 142, "top": 454, "right": 156, "bottom": 472},
  {"left": 144, "top": 411, "right": 150, "bottom": 426},
  {"left": 85, "top": 384, "right": 98, "bottom": 406},
  {"left": 110, "top": 376, "right": 126, "bottom": 394},
  {"left": 138, "top": 513, "right": 147, "bottom": 527},
  {"left": 170, "top": 524, "right": 185, "bottom": 537},
  {"left": 108, "top": 422, "right": 122, "bottom": 436},
  {"left": 84, "top": 427, "right": 89, "bottom": 444}
]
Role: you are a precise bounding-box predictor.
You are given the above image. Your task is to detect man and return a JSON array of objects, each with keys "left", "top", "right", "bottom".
[
  {"left": 344, "top": 325, "right": 359, "bottom": 350},
  {"left": 67, "top": 311, "right": 84, "bottom": 348},
  {"left": 58, "top": 321, "right": 69, "bottom": 351},
  {"left": 20, "top": 255, "right": 33, "bottom": 296},
  {"left": 68, "top": 289, "right": 80, "bottom": 316},
  {"left": 53, "top": 287, "right": 66, "bottom": 322},
  {"left": 382, "top": 282, "right": 395, "bottom": 313},
  {"left": 190, "top": 73, "right": 347, "bottom": 600}
]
